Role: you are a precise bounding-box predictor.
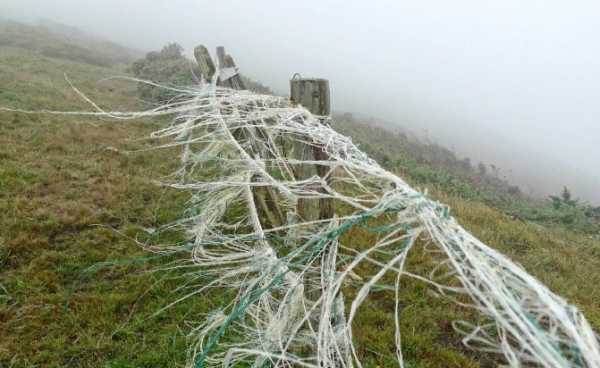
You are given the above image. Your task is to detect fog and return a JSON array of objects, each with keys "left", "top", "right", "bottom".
[{"left": 2, "top": 0, "right": 599, "bottom": 203}]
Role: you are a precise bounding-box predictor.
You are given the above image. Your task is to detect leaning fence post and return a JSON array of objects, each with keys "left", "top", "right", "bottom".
[
  {"left": 194, "top": 45, "right": 284, "bottom": 231},
  {"left": 193, "top": 45, "right": 215, "bottom": 82},
  {"left": 215, "top": 46, "right": 246, "bottom": 90}
]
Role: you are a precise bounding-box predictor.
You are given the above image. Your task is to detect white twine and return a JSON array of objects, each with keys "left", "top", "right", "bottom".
[{"left": 5, "top": 80, "right": 598, "bottom": 368}]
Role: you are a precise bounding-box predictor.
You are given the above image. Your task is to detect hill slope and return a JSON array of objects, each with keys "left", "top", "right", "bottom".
[
  {"left": 0, "top": 19, "right": 141, "bottom": 67},
  {"left": 332, "top": 114, "right": 600, "bottom": 236},
  {"left": 0, "top": 37, "right": 200, "bottom": 367}
]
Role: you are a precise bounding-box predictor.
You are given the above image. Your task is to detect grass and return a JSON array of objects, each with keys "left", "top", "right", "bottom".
[
  {"left": 1, "top": 39, "right": 599, "bottom": 367},
  {"left": 0, "top": 19, "right": 140, "bottom": 68},
  {"left": 333, "top": 117, "right": 600, "bottom": 236},
  {"left": 0, "top": 47, "right": 208, "bottom": 367}
]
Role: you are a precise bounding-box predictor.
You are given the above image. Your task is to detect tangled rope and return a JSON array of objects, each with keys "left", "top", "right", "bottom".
[
  {"left": 137, "top": 82, "right": 599, "bottom": 367},
  {"left": 5, "top": 79, "right": 599, "bottom": 367}
]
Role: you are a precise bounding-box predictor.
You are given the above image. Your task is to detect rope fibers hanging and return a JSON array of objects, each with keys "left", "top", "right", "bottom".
[
  {"left": 141, "top": 83, "right": 600, "bottom": 368},
  {"left": 6, "top": 79, "right": 598, "bottom": 368}
]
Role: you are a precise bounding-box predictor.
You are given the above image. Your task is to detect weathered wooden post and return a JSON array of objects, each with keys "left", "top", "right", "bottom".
[
  {"left": 290, "top": 75, "right": 331, "bottom": 118},
  {"left": 193, "top": 45, "right": 335, "bottom": 235},
  {"left": 194, "top": 45, "right": 284, "bottom": 231},
  {"left": 194, "top": 46, "right": 344, "bottom": 364},
  {"left": 290, "top": 75, "right": 349, "bottom": 368},
  {"left": 289, "top": 74, "right": 334, "bottom": 222},
  {"left": 215, "top": 46, "right": 246, "bottom": 90},
  {"left": 193, "top": 45, "right": 215, "bottom": 82}
]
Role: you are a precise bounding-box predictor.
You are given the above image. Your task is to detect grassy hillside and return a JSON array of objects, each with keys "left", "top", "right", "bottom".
[
  {"left": 333, "top": 114, "right": 600, "bottom": 236},
  {"left": 0, "top": 19, "right": 141, "bottom": 68},
  {"left": 0, "top": 45, "right": 205, "bottom": 366},
  {"left": 1, "top": 25, "right": 599, "bottom": 367}
]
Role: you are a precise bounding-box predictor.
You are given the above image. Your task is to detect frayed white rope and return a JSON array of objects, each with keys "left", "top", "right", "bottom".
[{"left": 5, "top": 81, "right": 599, "bottom": 368}]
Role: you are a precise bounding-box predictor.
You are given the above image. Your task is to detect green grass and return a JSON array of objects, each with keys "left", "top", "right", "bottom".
[
  {"left": 1, "top": 37, "right": 599, "bottom": 368},
  {"left": 0, "top": 48, "right": 208, "bottom": 367},
  {"left": 332, "top": 117, "right": 600, "bottom": 236}
]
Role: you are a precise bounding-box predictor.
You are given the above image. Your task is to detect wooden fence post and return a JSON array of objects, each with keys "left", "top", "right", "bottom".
[
  {"left": 290, "top": 76, "right": 347, "bottom": 367},
  {"left": 289, "top": 75, "right": 334, "bottom": 222},
  {"left": 194, "top": 45, "right": 283, "bottom": 231},
  {"left": 194, "top": 47, "right": 343, "bottom": 364},
  {"left": 215, "top": 46, "right": 246, "bottom": 90},
  {"left": 290, "top": 76, "right": 330, "bottom": 118},
  {"left": 193, "top": 45, "right": 215, "bottom": 82}
]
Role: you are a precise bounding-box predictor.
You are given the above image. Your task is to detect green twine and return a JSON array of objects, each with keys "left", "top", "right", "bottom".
[{"left": 194, "top": 204, "right": 405, "bottom": 367}]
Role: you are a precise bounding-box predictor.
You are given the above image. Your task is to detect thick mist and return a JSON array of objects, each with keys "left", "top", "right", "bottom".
[{"left": 2, "top": 0, "right": 599, "bottom": 203}]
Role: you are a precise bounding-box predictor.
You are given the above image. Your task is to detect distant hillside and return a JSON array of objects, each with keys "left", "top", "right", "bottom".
[
  {"left": 0, "top": 19, "right": 141, "bottom": 67},
  {"left": 332, "top": 113, "right": 600, "bottom": 236}
]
